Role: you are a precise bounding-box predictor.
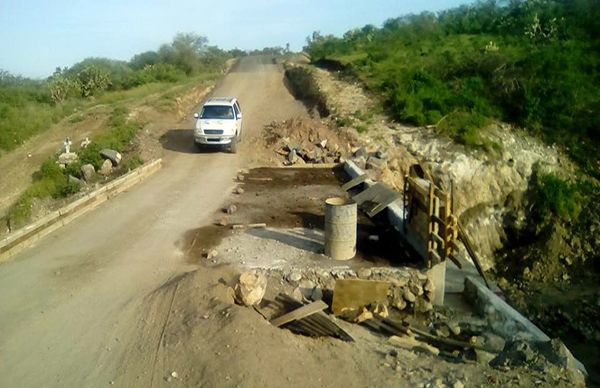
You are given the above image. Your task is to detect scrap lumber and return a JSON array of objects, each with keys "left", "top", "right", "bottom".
[
  {"left": 332, "top": 279, "right": 390, "bottom": 316},
  {"left": 271, "top": 294, "right": 354, "bottom": 342},
  {"left": 269, "top": 300, "right": 328, "bottom": 327},
  {"left": 366, "top": 316, "right": 496, "bottom": 353},
  {"left": 389, "top": 335, "right": 440, "bottom": 356},
  {"left": 231, "top": 223, "right": 267, "bottom": 230}
]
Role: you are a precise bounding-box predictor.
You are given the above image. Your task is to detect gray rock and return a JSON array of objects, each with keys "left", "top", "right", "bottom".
[
  {"left": 58, "top": 152, "right": 78, "bottom": 165},
  {"left": 366, "top": 156, "right": 387, "bottom": 170},
  {"left": 414, "top": 298, "right": 433, "bottom": 313},
  {"left": 357, "top": 268, "right": 372, "bottom": 279},
  {"left": 80, "top": 164, "right": 95, "bottom": 182},
  {"left": 475, "top": 349, "right": 497, "bottom": 365},
  {"left": 403, "top": 288, "right": 416, "bottom": 303},
  {"left": 100, "top": 149, "right": 122, "bottom": 166},
  {"left": 68, "top": 175, "right": 82, "bottom": 185},
  {"left": 299, "top": 279, "right": 316, "bottom": 298},
  {"left": 287, "top": 272, "right": 302, "bottom": 282},
  {"left": 446, "top": 321, "right": 461, "bottom": 336},
  {"left": 353, "top": 147, "right": 368, "bottom": 158},
  {"left": 352, "top": 156, "right": 367, "bottom": 169},
  {"left": 225, "top": 204, "right": 238, "bottom": 214},
  {"left": 287, "top": 149, "right": 298, "bottom": 164},
  {"left": 99, "top": 159, "right": 113, "bottom": 176},
  {"left": 311, "top": 287, "right": 323, "bottom": 301},
  {"left": 375, "top": 149, "right": 387, "bottom": 159},
  {"left": 483, "top": 332, "right": 506, "bottom": 353}
]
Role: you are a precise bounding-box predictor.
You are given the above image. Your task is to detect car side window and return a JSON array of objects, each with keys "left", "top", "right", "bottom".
[{"left": 233, "top": 102, "right": 240, "bottom": 117}]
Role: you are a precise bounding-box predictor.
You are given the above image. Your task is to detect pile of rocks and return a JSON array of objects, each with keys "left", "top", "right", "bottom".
[
  {"left": 263, "top": 118, "right": 348, "bottom": 165},
  {"left": 272, "top": 266, "right": 436, "bottom": 314},
  {"left": 349, "top": 146, "right": 389, "bottom": 176},
  {"left": 56, "top": 147, "right": 123, "bottom": 184}
]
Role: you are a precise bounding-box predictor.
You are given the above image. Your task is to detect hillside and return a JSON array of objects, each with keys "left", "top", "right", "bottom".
[{"left": 304, "top": 0, "right": 599, "bottom": 178}]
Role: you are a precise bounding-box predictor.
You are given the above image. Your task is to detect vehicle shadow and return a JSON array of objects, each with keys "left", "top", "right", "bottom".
[{"left": 159, "top": 129, "right": 224, "bottom": 154}]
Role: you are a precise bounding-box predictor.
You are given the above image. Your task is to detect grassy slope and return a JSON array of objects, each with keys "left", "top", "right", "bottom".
[
  {"left": 306, "top": 1, "right": 599, "bottom": 178},
  {"left": 4, "top": 73, "right": 219, "bottom": 227}
]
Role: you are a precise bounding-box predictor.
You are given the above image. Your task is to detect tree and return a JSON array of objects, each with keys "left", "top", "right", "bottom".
[
  {"left": 129, "top": 51, "right": 160, "bottom": 70},
  {"left": 159, "top": 33, "right": 209, "bottom": 75}
]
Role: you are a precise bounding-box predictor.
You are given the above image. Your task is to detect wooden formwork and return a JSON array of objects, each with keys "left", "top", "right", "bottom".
[{"left": 403, "top": 173, "right": 459, "bottom": 269}]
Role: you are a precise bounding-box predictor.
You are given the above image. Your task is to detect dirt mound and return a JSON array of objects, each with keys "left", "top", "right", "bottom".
[{"left": 263, "top": 118, "right": 349, "bottom": 165}]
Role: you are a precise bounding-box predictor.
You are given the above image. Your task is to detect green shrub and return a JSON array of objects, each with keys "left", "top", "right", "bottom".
[
  {"left": 531, "top": 173, "right": 581, "bottom": 223},
  {"left": 123, "top": 154, "right": 144, "bottom": 171},
  {"left": 437, "top": 111, "right": 490, "bottom": 148},
  {"left": 335, "top": 116, "right": 354, "bottom": 127},
  {"left": 354, "top": 123, "right": 368, "bottom": 133}
]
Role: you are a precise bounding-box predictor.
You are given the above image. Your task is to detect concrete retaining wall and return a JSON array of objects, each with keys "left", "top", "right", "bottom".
[{"left": 0, "top": 159, "right": 162, "bottom": 263}]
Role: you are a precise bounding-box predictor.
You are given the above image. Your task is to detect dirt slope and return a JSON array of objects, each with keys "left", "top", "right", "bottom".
[{"left": 0, "top": 56, "right": 306, "bottom": 387}]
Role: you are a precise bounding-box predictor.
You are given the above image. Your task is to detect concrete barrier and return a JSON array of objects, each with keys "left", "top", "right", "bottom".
[
  {"left": 464, "top": 276, "right": 587, "bottom": 376},
  {"left": 0, "top": 159, "right": 162, "bottom": 263}
]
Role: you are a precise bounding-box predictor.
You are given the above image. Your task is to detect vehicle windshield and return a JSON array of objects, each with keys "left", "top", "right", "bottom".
[{"left": 200, "top": 105, "right": 234, "bottom": 119}]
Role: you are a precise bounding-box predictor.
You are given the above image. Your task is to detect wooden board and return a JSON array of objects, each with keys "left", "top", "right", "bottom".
[
  {"left": 332, "top": 279, "right": 390, "bottom": 316},
  {"left": 269, "top": 300, "right": 328, "bottom": 327}
]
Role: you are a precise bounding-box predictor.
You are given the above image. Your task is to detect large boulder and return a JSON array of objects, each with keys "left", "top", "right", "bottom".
[
  {"left": 99, "top": 159, "right": 113, "bottom": 176},
  {"left": 80, "top": 164, "right": 95, "bottom": 182},
  {"left": 235, "top": 271, "right": 267, "bottom": 306},
  {"left": 100, "top": 149, "right": 122, "bottom": 166}
]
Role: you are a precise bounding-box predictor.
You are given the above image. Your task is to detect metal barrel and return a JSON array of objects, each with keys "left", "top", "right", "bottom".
[{"left": 324, "top": 197, "right": 357, "bottom": 261}]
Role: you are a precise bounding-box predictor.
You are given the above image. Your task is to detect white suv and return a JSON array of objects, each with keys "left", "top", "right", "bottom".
[{"left": 193, "top": 97, "right": 243, "bottom": 153}]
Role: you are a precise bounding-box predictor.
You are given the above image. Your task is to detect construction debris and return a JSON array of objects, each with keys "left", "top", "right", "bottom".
[
  {"left": 264, "top": 293, "right": 353, "bottom": 342},
  {"left": 389, "top": 335, "right": 440, "bottom": 356},
  {"left": 264, "top": 118, "right": 348, "bottom": 165},
  {"left": 235, "top": 271, "right": 267, "bottom": 306},
  {"left": 231, "top": 223, "right": 267, "bottom": 230}
]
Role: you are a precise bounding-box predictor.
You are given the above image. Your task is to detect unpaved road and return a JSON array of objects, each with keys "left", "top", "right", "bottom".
[{"left": 0, "top": 56, "right": 306, "bottom": 387}]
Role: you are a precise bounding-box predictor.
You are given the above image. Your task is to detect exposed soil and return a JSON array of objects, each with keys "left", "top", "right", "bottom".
[{"left": 179, "top": 167, "right": 400, "bottom": 268}]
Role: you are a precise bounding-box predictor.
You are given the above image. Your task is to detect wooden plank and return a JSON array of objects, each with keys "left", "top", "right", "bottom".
[
  {"left": 332, "top": 279, "right": 390, "bottom": 316},
  {"left": 458, "top": 222, "right": 490, "bottom": 289},
  {"left": 341, "top": 174, "right": 368, "bottom": 191},
  {"left": 269, "top": 300, "right": 328, "bottom": 327}
]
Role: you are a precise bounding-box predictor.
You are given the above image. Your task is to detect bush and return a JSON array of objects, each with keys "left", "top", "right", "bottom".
[
  {"left": 437, "top": 110, "right": 490, "bottom": 148},
  {"left": 531, "top": 173, "right": 581, "bottom": 223}
]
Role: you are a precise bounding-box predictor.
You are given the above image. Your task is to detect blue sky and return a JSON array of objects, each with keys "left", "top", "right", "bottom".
[{"left": 0, "top": 0, "right": 470, "bottom": 79}]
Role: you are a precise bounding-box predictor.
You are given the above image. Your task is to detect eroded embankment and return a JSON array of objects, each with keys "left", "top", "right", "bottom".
[{"left": 283, "top": 59, "right": 600, "bottom": 382}]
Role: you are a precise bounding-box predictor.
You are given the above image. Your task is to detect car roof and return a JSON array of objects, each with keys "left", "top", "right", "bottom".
[{"left": 203, "top": 97, "right": 237, "bottom": 106}]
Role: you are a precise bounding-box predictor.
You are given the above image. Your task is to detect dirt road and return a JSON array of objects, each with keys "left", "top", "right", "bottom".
[{"left": 0, "top": 56, "right": 306, "bottom": 387}]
